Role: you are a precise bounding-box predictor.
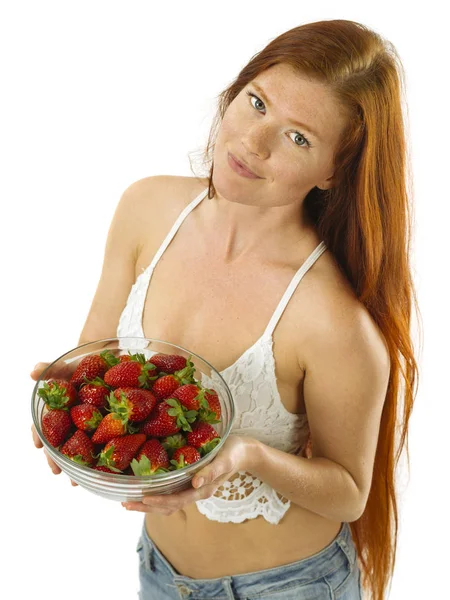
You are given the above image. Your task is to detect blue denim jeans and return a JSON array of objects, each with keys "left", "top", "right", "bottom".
[{"left": 136, "top": 519, "right": 363, "bottom": 599}]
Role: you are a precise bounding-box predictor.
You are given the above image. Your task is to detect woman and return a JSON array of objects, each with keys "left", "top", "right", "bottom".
[{"left": 31, "top": 19, "right": 420, "bottom": 600}]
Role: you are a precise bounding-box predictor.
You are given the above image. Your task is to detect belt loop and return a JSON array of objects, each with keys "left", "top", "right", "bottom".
[
  {"left": 142, "top": 536, "right": 155, "bottom": 572},
  {"left": 149, "top": 542, "right": 155, "bottom": 572},
  {"left": 222, "top": 576, "right": 236, "bottom": 600},
  {"left": 336, "top": 537, "right": 356, "bottom": 568}
]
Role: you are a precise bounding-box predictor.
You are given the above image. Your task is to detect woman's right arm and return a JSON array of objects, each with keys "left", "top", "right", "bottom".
[{"left": 30, "top": 175, "right": 169, "bottom": 475}]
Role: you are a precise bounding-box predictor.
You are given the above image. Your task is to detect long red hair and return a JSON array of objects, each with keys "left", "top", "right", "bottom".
[{"left": 190, "top": 19, "right": 422, "bottom": 600}]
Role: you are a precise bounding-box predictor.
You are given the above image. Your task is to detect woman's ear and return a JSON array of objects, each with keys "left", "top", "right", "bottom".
[{"left": 317, "top": 173, "right": 335, "bottom": 191}]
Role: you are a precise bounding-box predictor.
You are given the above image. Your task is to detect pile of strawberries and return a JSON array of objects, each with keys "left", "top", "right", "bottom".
[{"left": 37, "top": 350, "right": 222, "bottom": 476}]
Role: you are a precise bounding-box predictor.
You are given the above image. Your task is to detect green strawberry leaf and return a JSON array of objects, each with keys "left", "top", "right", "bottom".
[
  {"left": 130, "top": 352, "right": 147, "bottom": 364},
  {"left": 200, "top": 437, "right": 222, "bottom": 456},
  {"left": 165, "top": 398, "right": 180, "bottom": 408},
  {"left": 69, "top": 455, "right": 89, "bottom": 466},
  {"left": 138, "top": 372, "right": 151, "bottom": 389},
  {"left": 184, "top": 410, "right": 198, "bottom": 420},
  {"left": 100, "top": 350, "right": 120, "bottom": 368},
  {"left": 130, "top": 455, "right": 152, "bottom": 476},
  {"left": 85, "top": 411, "right": 103, "bottom": 430},
  {"left": 127, "top": 422, "right": 140, "bottom": 434}
]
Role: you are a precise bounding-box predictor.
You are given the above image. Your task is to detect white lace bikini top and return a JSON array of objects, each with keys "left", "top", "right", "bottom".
[{"left": 116, "top": 186, "right": 327, "bottom": 525}]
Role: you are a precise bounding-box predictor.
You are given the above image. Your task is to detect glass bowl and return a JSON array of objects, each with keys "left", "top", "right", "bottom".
[{"left": 31, "top": 337, "right": 235, "bottom": 502}]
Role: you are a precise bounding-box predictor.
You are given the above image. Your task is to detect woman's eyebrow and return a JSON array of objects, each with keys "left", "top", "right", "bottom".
[{"left": 251, "top": 81, "right": 322, "bottom": 141}]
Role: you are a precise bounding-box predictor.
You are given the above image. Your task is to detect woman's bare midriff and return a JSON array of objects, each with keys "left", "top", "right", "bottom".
[
  {"left": 135, "top": 175, "right": 356, "bottom": 579},
  {"left": 144, "top": 503, "right": 342, "bottom": 579}
]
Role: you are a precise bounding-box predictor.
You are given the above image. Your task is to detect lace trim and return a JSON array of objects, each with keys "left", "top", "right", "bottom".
[{"left": 195, "top": 470, "right": 292, "bottom": 525}]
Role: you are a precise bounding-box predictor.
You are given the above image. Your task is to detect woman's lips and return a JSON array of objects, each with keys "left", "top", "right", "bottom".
[{"left": 228, "top": 153, "right": 262, "bottom": 179}]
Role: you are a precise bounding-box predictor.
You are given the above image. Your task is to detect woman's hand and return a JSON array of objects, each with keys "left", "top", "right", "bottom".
[{"left": 122, "top": 434, "right": 256, "bottom": 514}]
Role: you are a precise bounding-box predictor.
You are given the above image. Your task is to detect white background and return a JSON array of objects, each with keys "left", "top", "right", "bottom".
[{"left": 1, "top": 1, "right": 447, "bottom": 598}]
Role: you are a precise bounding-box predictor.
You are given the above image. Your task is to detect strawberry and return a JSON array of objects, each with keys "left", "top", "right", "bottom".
[
  {"left": 78, "top": 376, "right": 111, "bottom": 408},
  {"left": 172, "top": 385, "right": 221, "bottom": 423},
  {"left": 93, "top": 465, "right": 117, "bottom": 473},
  {"left": 171, "top": 384, "right": 202, "bottom": 411},
  {"left": 91, "top": 412, "right": 128, "bottom": 445},
  {"left": 130, "top": 439, "right": 170, "bottom": 476},
  {"left": 170, "top": 445, "right": 201, "bottom": 470},
  {"left": 147, "top": 353, "right": 188, "bottom": 374},
  {"left": 150, "top": 357, "right": 196, "bottom": 400},
  {"left": 108, "top": 388, "right": 157, "bottom": 423},
  {"left": 70, "top": 404, "right": 103, "bottom": 432},
  {"left": 42, "top": 409, "right": 73, "bottom": 447},
  {"left": 197, "top": 388, "right": 222, "bottom": 424},
  {"left": 140, "top": 399, "right": 198, "bottom": 437},
  {"left": 38, "top": 379, "right": 78, "bottom": 410},
  {"left": 60, "top": 429, "right": 95, "bottom": 466},
  {"left": 104, "top": 355, "right": 158, "bottom": 389},
  {"left": 70, "top": 350, "right": 119, "bottom": 389},
  {"left": 119, "top": 354, "right": 133, "bottom": 362},
  {"left": 161, "top": 432, "right": 187, "bottom": 458},
  {"left": 151, "top": 375, "right": 181, "bottom": 401},
  {"left": 186, "top": 422, "right": 221, "bottom": 456},
  {"left": 96, "top": 434, "right": 147, "bottom": 472}
]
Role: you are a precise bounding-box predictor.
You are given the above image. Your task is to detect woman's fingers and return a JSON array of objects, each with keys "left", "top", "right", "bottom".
[
  {"left": 30, "top": 361, "right": 74, "bottom": 381},
  {"left": 34, "top": 427, "right": 62, "bottom": 474},
  {"left": 43, "top": 448, "right": 61, "bottom": 474},
  {"left": 31, "top": 424, "right": 43, "bottom": 448},
  {"left": 30, "top": 362, "right": 50, "bottom": 381}
]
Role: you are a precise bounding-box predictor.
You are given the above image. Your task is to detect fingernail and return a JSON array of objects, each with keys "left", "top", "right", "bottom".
[{"left": 195, "top": 478, "right": 204, "bottom": 488}]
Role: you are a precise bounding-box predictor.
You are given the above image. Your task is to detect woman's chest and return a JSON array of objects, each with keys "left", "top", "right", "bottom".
[{"left": 134, "top": 236, "right": 312, "bottom": 415}]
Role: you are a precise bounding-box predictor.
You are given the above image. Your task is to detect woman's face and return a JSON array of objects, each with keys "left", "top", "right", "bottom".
[{"left": 212, "top": 63, "right": 349, "bottom": 210}]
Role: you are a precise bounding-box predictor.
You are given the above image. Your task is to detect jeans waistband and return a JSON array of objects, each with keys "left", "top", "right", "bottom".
[{"left": 138, "top": 518, "right": 357, "bottom": 590}]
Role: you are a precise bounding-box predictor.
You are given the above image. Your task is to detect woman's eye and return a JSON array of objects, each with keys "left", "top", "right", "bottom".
[
  {"left": 245, "top": 91, "right": 311, "bottom": 148},
  {"left": 288, "top": 132, "right": 309, "bottom": 147},
  {"left": 246, "top": 90, "right": 266, "bottom": 113}
]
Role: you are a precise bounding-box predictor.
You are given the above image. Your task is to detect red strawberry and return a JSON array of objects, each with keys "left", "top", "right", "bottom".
[
  {"left": 119, "top": 354, "right": 133, "bottom": 362},
  {"left": 170, "top": 445, "right": 201, "bottom": 470},
  {"left": 42, "top": 409, "right": 73, "bottom": 447},
  {"left": 197, "top": 388, "right": 222, "bottom": 424},
  {"left": 186, "top": 422, "right": 221, "bottom": 456},
  {"left": 160, "top": 433, "right": 187, "bottom": 458},
  {"left": 93, "top": 465, "right": 117, "bottom": 473},
  {"left": 91, "top": 412, "right": 128, "bottom": 444},
  {"left": 108, "top": 388, "right": 157, "bottom": 423},
  {"left": 70, "top": 404, "right": 103, "bottom": 432},
  {"left": 151, "top": 358, "right": 196, "bottom": 400},
  {"left": 151, "top": 375, "right": 181, "bottom": 401},
  {"left": 140, "top": 399, "right": 197, "bottom": 437},
  {"left": 78, "top": 376, "right": 111, "bottom": 408},
  {"left": 147, "top": 353, "right": 187, "bottom": 374},
  {"left": 60, "top": 430, "right": 95, "bottom": 466},
  {"left": 104, "top": 356, "right": 157, "bottom": 389},
  {"left": 172, "top": 384, "right": 202, "bottom": 411},
  {"left": 171, "top": 385, "right": 221, "bottom": 423},
  {"left": 130, "top": 439, "right": 170, "bottom": 476},
  {"left": 70, "top": 351, "right": 119, "bottom": 389},
  {"left": 97, "top": 434, "right": 147, "bottom": 472},
  {"left": 38, "top": 379, "right": 78, "bottom": 410}
]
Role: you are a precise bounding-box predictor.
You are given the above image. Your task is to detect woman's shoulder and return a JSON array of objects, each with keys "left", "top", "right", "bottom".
[
  {"left": 132, "top": 174, "right": 208, "bottom": 218},
  {"left": 132, "top": 174, "right": 208, "bottom": 270}
]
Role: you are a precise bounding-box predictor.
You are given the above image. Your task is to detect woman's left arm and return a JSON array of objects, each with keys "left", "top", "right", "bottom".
[{"left": 248, "top": 305, "right": 390, "bottom": 523}]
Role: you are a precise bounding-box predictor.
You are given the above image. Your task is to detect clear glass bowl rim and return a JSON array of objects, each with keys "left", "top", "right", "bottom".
[{"left": 31, "top": 336, "right": 236, "bottom": 484}]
